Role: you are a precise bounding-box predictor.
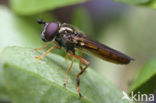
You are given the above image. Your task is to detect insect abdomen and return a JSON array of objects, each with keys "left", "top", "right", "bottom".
[{"left": 83, "top": 40, "right": 134, "bottom": 64}]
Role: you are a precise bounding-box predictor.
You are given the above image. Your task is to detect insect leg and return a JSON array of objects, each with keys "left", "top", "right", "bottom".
[
  {"left": 65, "top": 53, "right": 69, "bottom": 62},
  {"left": 76, "top": 57, "right": 89, "bottom": 97},
  {"left": 64, "top": 52, "right": 75, "bottom": 87},
  {"left": 35, "top": 46, "right": 61, "bottom": 60},
  {"left": 79, "top": 51, "right": 83, "bottom": 70},
  {"left": 68, "top": 52, "right": 90, "bottom": 97},
  {"left": 34, "top": 42, "right": 50, "bottom": 50}
]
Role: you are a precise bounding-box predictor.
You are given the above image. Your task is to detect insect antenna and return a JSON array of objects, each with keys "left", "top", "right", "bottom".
[{"left": 37, "top": 19, "right": 45, "bottom": 24}]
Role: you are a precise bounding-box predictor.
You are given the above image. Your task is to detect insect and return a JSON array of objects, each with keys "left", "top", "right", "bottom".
[{"left": 35, "top": 20, "right": 134, "bottom": 97}]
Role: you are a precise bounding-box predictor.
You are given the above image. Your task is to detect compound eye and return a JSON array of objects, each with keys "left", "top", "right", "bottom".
[{"left": 42, "top": 22, "right": 59, "bottom": 41}]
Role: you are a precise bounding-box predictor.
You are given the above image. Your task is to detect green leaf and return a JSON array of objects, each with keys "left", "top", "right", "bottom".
[
  {"left": 0, "top": 6, "right": 44, "bottom": 50},
  {"left": 113, "top": 0, "right": 156, "bottom": 10},
  {"left": 0, "top": 63, "right": 9, "bottom": 101},
  {"left": 1, "top": 46, "right": 131, "bottom": 103},
  {"left": 146, "top": 0, "right": 156, "bottom": 10},
  {"left": 130, "top": 59, "right": 156, "bottom": 94},
  {"left": 10, "top": 0, "right": 87, "bottom": 15},
  {"left": 0, "top": 6, "right": 45, "bottom": 101},
  {"left": 113, "top": 0, "right": 151, "bottom": 5}
]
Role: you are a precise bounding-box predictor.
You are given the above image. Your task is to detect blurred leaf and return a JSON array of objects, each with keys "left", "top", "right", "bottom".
[
  {"left": 113, "top": 0, "right": 156, "bottom": 10},
  {"left": 0, "top": 6, "right": 45, "bottom": 101},
  {"left": 130, "top": 59, "right": 156, "bottom": 94},
  {"left": 1, "top": 46, "right": 132, "bottom": 103},
  {"left": 0, "top": 6, "right": 44, "bottom": 50},
  {"left": 71, "top": 7, "right": 94, "bottom": 36},
  {"left": 146, "top": 0, "right": 156, "bottom": 10},
  {"left": 10, "top": 0, "right": 87, "bottom": 15},
  {"left": 113, "top": 0, "right": 151, "bottom": 4}
]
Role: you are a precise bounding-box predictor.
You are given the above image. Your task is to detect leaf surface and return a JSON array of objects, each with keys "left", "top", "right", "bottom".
[
  {"left": 10, "top": 0, "right": 87, "bottom": 15},
  {"left": 1, "top": 46, "right": 132, "bottom": 103}
]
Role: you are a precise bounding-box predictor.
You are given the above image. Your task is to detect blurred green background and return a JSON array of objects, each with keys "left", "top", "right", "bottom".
[{"left": 0, "top": 0, "right": 156, "bottom": 102}]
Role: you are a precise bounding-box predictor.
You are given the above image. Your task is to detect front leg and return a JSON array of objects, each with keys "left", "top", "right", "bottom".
[
  {"left": 35, "top": 46, "right": 61, "bottom": 60},
  {"left": 35, "top": 42, "right": 50, "bottom": 51},
  {"left": 64, "top": 51, "right": 75, "bottom": 87}
]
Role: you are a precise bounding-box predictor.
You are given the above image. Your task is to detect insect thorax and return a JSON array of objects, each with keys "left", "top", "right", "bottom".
[{"left": 54, "top": 23, "right": 82, "bottom": 54}]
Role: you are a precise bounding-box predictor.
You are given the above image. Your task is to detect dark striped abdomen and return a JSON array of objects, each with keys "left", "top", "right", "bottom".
[{"left": 82, "top": 39, "right": 134, "bottom": 64}]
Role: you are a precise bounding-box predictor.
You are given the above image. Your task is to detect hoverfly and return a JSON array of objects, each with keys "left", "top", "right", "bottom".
[{"left": 35, "top": 20, "right": 134, "bottom": 97}]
